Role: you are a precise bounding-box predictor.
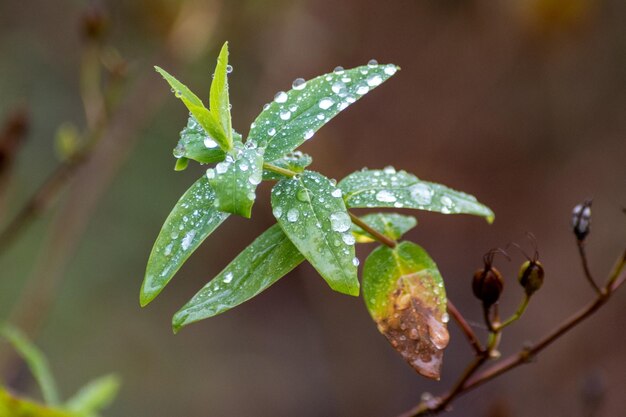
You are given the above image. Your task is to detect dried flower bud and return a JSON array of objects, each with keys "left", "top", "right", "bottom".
[
  {"left": 518, "top": 259, "right": 544, "bottom": 296},
  {"left": 572, "top": 200, "right": 592, "bottom": 241},
  {"left": 81, "top": 4, "right": 108, "bottom": 41},
  {"left": 472, "top": 267, "right": 504, "bottom": 307}
]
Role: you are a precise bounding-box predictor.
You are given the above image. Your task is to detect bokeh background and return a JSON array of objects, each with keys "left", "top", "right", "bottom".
[{"left": 1, "top": 0, "right": 625, "bottom": 416}]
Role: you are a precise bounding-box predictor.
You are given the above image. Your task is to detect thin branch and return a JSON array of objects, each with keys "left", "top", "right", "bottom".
[
  {"left": 577, "top": 240, "right": 602, "bottom": 294},
  {"left": 348, "top": 212, "right": 397, "bottom": 249},
  {"left": 398, "top": 249, "right": 626, "bottom": 416},
  {"left": 446, "top": 300, "right": 483, "bottom": 354}
]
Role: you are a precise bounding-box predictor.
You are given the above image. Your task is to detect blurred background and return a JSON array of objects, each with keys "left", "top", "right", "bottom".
[{"left": 0, "top": 0, "right": 625, "bottom": 416}]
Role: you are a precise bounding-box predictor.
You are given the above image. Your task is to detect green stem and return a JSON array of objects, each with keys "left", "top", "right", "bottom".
[
  {"left": 262, "top": 162, "right": 296, "bottom": 178},
  {"left": 494, "top": 295, "right": 530, "bottom": 331}
]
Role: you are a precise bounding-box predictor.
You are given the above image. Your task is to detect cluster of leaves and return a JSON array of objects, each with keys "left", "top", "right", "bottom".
[
  {"left": 0, "top": 325, "right": 119, "bottom": 417},
  {"left": 142, "top": 42, "right": 494, "bottom": 378}
]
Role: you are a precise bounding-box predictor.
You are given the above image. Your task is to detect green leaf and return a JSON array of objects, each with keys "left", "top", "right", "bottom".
[
  {"left": 206, "top": 144, "right": 264, "bottom": 218},
  {"left": 0, "top": 325, "right": 59, "bottom": 405},
  {"left": 248, "top": 62, "right": 400, "bottom": 161},
  {"left": 173, "top": 116, "right": 226, "bottom": 165},
  {"left": 173, "top": 224, "right": 304, "bottom": 331},
  {"left": 155, "top": 66, "right": 231, "bottom": 151},
  {"left": 174, "top": 157, "right": 189, "bottom": 171},
  {"left": 262, "top": 151, "right": 313, "bottom": 181},
  {"left": 339, "top": 167, "right": 495, "bottom": 223},
  {"left": 65, "top": 375, "right": 120, "bottom": 417},
  {"left": 352, "top": 213, "right": 417, "bottom": 243},
  {"left": 209, "top": 42, "right": 232, "bottom": 143},
  {"left": 0, "top": 387, "right": 74, "bottom": 417},
  {"left": 271, "top": 171, "right": 359, "bottom": 296},
  {"left": 141, "top": 176, "right": 229, "bottom": 306},
  {"left": 362, "top": 242, "right": 449, "bottom": 380}
]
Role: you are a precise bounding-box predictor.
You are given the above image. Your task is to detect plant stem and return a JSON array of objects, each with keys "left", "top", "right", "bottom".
[
  {"left": 494, "top": 295, "right": 530, "bottom": 331},
  {"left": 262, "top": 162, "right": 296, "bottom": 178},
  {"left": 577, "top": 240, "right": 602, "bottom": 294},
  {"left": 446, "top": 300, "right": 483, "bottom": 354},
  {"left": 348, "top": 213, "right": 396, "bottom": 249}
]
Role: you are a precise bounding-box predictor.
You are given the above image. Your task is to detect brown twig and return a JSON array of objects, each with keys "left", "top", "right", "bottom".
[
  {"left": 348, "top": 212, "right": 397, "bottom": 249},
  {"left": 398, "top": 248, "right": 626, "bottom": 416},
  {"left": 446, "top": 300, "right": 483, "bottom": 354},
  {"left": 577, "top": 239, "right": 602, "bottom": 294}
]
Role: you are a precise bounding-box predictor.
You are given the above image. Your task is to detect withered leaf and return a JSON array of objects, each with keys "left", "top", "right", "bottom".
[{"left": 363, "top": 242, "right": 449, "bottom": 379}]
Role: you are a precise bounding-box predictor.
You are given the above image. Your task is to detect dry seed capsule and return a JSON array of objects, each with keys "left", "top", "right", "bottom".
[
  {"left": 518, "top": 259, "right": 544, "bottom": 296},
  {"left": 472, "top": 266, "right": 504, "bottom": 307},
  {"left": 572, "top": 200, "right": 592, "bottom": 241}
]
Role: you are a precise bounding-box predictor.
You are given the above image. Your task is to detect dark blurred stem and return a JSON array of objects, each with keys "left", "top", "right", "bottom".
[
  {"left": 0, "top": 107, "right": 29, "bottom": 215},
  {"left": 261, "top": 162, "right": 398, "bottom": 249},
  {"left": 446, "top": 300, "right": 483, "bottom": 354},
  {"left": 482, "top": 304, "right": 495, "bottom": 332},
  {"left": 399, "top": 249, "right": 626, "bottom": 417},
  {"left": 577, "top": 240, "right": 601, "bottom": 294}
]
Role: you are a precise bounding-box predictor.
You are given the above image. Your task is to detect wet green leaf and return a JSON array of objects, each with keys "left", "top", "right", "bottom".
[
  {"left": 362, "top": 242, "right": 449, "bottom": 380},
  {"left": 155, "top": 66, "right": 230, "bottom": 151},
  {"left": 173, "top": 224, "right": 304, "bottom": 331},
  {"left": 141, "top": 176, "right": 229, "bottom": 306},
  {"left": 209, "top": 42, "right": 233, "bottom": 143},
  {"left": 352, "top": 213, "right": 417, "bottom": 243},
  {"left": 248, "top": 62, "right": 399, "bottom": 161},
  {"left": 173, "top": 116, "right": 226, "bottom": 165},
  {"left": 262, "top": 151, "right": 313, "bottom": 180},
  {"left": 0, "top": 324, "right": 59, "bottom": 406},
  {"left": 65, "top": 375, "right": 120, "bottom": 417},
  {"left": 0, "top": 388, "right": 73, "bottom": 417},
  {"left": 206, "top": 144, "right": 264, "bottom": 218},
  {"left": 271, "top": 171, "right": 359, "bottom": 296},
  {"left": 339, "top": 168, "right": 494, "bottom": 223}
]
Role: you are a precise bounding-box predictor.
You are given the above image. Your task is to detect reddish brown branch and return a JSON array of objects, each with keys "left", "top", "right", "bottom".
[{"left": 446, "top": 300, "right": 483, "bottom": 354}]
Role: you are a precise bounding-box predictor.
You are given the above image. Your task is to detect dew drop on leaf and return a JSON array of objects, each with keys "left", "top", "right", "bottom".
[
  {"left": 292, "top": 78, "right": 307, "bottom": 90},
  {"left": 287, "top": 208, "right": 300, "bottom": 222},
  {"left": 274, "top": 91, "right": 288, "bottom": 103},
  {"left": 318, "top": 98, "right": 334, "bottom": 110},
  {"left": 330, "top": 212, "right": 351, "bottom": 232}
]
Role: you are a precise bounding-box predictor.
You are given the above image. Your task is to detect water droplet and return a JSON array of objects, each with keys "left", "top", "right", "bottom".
[
  {"left": 206, "top": 168, "right": 216, "bottom": 179},
  {"left": 249, "top": 172, "right": 262, "bottom": 185},
  {"left": 333, "top": 66, "right": 345, "bottom": 74},
  {"left": 367, "top": 74, "right": 383, "bottom": 87},
  {"left": 296, "top": 189, "right": 310, "bottom": 202},
  {"left": 292, "top": 78, "right": 306, "bottom": 90},
  {"left": 356, "top": 84, "right": 369, "bottom": 95},
  {"left": 410, "top": 183, "right": 432, "bottom": 205},
  {"left": 342, "top": 233, "right": 356, "bottom": 245},
  {"left": 332, "top": 82, "right": 346, "bottom": 95},
  {"left": 223, "top": 272, "right": 234, "bottom": 283},
  {"left": 441, "top": 196, "right": 453, "bottom": 208},
  {"left": 274, "top": 91, "right": 288, "bottom": 103},
  {"left": 352, "top": 257, "right": 360, "bottom": 267},
  {"left": 263, "top": 103, "right": 270, "bottom": 111},
  {"left": 368, "top": 59, "right": 379, "bottom": 67},
  {"left": 441, "top": 313, "right": 450, "bottom": 323},
  {"left": 330, "top": 212, "right": 351, "bottom": 232},
  {"left": 239, "top": 161, "right": 249, "bottom": 171},
  {"left": 273, "top": 206, "right": 283, "bottom": 218},
  {"left": 181, "top": 230, "right": 196, "bottom": 250},
  {"left": 316, "top": 113, "right": 325, "bottom": 120},
  {"left": 409, "top": 328, "right": 419, "bottom": 340},
  {"left": 376, "top": 190, "right": 396, "bottom": 203},
  {"left": 287, "top": 208, "right": 299, "bottom": 222},
  {"left": 331, "top": 189, "right": 342, "bottom": 198},
  {"left": 173, "top": 144, "right": 186, "bottom": 158},
  {"left": 338, "top": 102, "right": 349, "bottom": 111},
  {"left": 164, "top": 243, "right": 173, "bottom": 256},
  {"left": 216, "top": 162, "right": 229, "bottom": 174},
  {"left": 280, "top": 110, "right": 292, "bottom": 120},
  {"left": 384, "top": 64, "right": 397, "bottom": 76},
  {"left": 304, "top": 129, "right": 314, "bottom": 140},
  {"left": 268, "top": 127, "right": 277, "bottom": 136},
  {"left": 204, "top": 137, "right": 218, "bottom": 148},
  {"left": 226, "top": 64, "right": 233, "bottom": 73},
  {"left": 428, "top": 316, "right": 450, "bottom": 350},
  {"left": 318, "top": 98, "right": 334, "bottom": 110}
]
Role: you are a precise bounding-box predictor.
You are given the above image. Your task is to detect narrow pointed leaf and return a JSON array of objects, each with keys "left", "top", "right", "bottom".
[
  {"left": 0, "top": 388, "right": 73, "bottom": 417},
  {"left": 272, "top": 171, "right": 359, "bottom": 296},
  {"left": 65, "top": 374, "right": 120, "bottom": 416},
  {"left": 141, "top": 176, "right": 229, "bottom": 306},
  {"left": 339, "top": 168, "right": 494, "bottom": 223},
  {"left": 209, "top": 42, "right": 233, "bottom": 143},
  {"left": 248, "top": 62, "right": 400, "bottom": 161},
  {"left": 352, "top": 213, "right": 417, "bottom": 243},
  {"left": 262, "top": 151, "right": 313, "bottom": 181},
  {"left": 206, "top": 144, "right": 264, "bottom": 218},
  {"left": 155, "top": 66, "right": 230, "bottom": 151},
  {"left": 0, "top": 324, "right": 59, "bottom": 406},
  {"left": 363, "top": 242, "right": 449, "bottom": 380},
  {"left": 173, "top": 116, "right": 226, "bottom": 165},
  {"left": 173, "top": 224, "right": 304, "bottom": 331}
]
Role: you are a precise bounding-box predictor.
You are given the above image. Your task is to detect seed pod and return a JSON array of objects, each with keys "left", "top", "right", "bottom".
[
  {"left": 572, "top": 200, "right": 592, "bottom": 241},
  {"left": 472, "top": 266, "right": 504, "bottom": 307},
  {"left": 518, "top": 259, "right": 544, "bottom": 296}
]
